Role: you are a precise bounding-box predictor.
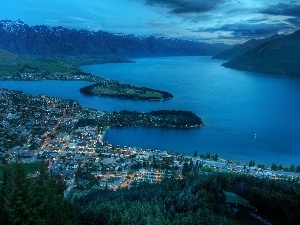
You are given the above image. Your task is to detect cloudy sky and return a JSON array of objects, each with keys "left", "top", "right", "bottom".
[{"left": 1, "top": 0, "right": 300, "bottom": 44}]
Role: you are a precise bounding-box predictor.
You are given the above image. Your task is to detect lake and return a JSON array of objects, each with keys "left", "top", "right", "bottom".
[{"left": 1, "top": 56, "right": 300, "bottom": 165}]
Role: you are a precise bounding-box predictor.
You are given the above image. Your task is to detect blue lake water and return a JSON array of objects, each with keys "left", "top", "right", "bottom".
[{"left": 1, "top": 56, "right": 300, "bottom": 165}]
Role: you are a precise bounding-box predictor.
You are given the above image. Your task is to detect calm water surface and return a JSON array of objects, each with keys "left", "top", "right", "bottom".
[{"left": 1, "top": 56, "right": 300, "bottom": 165}]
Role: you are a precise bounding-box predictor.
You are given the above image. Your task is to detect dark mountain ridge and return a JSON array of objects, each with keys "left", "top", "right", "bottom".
[
  {"left": 212, "top": 34, "right": 283, "bottom": 60},
  {"left": 0, "top": 20, "right": 229, "bottom": 57},
  {"left": 222, "top": 30, "right": 300, "bottom": 76}
]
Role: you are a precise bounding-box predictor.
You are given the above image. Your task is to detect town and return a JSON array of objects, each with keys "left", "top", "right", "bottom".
[{"left": 1, "top": 88, "right": 300, "bottom": 198}]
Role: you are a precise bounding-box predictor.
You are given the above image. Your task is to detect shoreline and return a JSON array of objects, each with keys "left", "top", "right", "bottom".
[
  {"left": 101, "top": 126, "right": 110, "bottom": 140},
  {"left": 1, "top": 56, "right": 298, "bottom": 168},
  {"left": 101, "top": 126, "right": 292, "bottom": 167}
]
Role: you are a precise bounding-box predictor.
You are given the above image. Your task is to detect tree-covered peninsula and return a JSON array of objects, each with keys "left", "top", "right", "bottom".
[
  {"left": 79, "top": 81, "right": 173, "bottom": 100},
  {"left": 76, "top": 110, "right": 203, "bottom": 128}
]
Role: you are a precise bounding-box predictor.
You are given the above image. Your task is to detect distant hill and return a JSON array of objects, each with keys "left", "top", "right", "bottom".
[
  {"left": 0, "top": 48, "right": 130, "bottom": 81},
  {"left": 212, "top": 34, "right": 283, "bottom": 60},
  {"left": 0, "top": 20, "right": 229, "bottom": 57},
  {"left": 222, "top": 30, "right": 300, "bottom": 76},
  {"left": 0, "top": 50, "right": 82, "bottom": 79}
]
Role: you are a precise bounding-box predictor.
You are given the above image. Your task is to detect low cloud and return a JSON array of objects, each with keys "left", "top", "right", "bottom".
[
  {"left": 260, "top": 3, "right": 300, "bottom": 28},
  {"left": 246, "top": 18, "right": 268, "bottom": 24},
  {"left": 142, "top": 0, "right": 224, "bottom": 14},
  {"left": 191, "top": 23, "right": 292, "bottom": 39},
  {"left": 260, "top": 3, "right": 300, "bottom": 17},
  {"left": 286, "top": 17, "right": 300, "bottom": 26}
]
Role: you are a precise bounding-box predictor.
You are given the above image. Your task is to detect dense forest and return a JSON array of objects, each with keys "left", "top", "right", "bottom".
[
  {"left": 1, "top": 163, "right": 300, "bottom": 225},
  {"left": 0, "top": 163, "right": 75, "bottom": 225},
  {"left": 76, "top": 110, "right": 203, "bottom": 128},
  {"left": 74, "top": 164, "right": 300, "bottom": 225}
]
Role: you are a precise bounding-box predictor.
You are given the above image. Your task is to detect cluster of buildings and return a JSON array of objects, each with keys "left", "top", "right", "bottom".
[{"left": 1, "top": 88, "right": 300, "bottom": 197}]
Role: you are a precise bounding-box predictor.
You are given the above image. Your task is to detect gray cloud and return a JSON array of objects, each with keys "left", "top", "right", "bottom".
[
  {"left": 142, "top": 0, "right": 224, "bottom": 14},
  {"left": 260, "top": 3, "right": 300, "bottom": 17},
  {"left": 286, "top": 17, "right": 300, "bottom": 26},
  {"left": 191, "top": 22, "right": 292, "bottom": 38},
  {"left": 246, "top": 18, "right": 268, "bottom": 24},
  {"left": 260, "top": 3, "right": 300, "bottom": 29}
]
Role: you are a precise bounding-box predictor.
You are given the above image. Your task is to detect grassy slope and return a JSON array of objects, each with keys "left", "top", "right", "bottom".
[
  {"left": 0, "top": 51, "right": 131, "bottom": 78},
  {"left": 0, "top": 51, "right": 80, "bottom": 76}
]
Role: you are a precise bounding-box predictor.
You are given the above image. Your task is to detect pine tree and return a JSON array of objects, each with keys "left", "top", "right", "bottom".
[
  {"left": 3, "top": 163, "right": 39, "bottom": 225},
  {"left": 182, "top": 162, "right": 190, "bottom": 176},
  {"left": 249, "top": 160, "right": 255, "bottom": 167},
  {"left": 271, "top": 163, "right": 278, "bottom": 171},
  {"left": 205, "top": 152, "right": 211, "bottom": 159},
  {"left": 290, "top": 164, "right": 295, "bottom": 172},
  {"left": 193, "top": 150, "right": 198, "bottom": 157},
  {"left": 1, "top": 162, "right": 74, "bottom": 225},
  {"left": 0, "top": 167, "right": 11, "bottom": 224},
  {"left": 213, "top": 153, "right": 218, "bottom": 161}
]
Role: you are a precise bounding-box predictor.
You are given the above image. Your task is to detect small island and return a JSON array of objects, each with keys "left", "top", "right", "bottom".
[{"left": 79, "top": 81, "right": 173, "bottom": 100}]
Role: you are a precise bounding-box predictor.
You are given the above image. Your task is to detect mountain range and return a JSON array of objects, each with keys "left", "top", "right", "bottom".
[
  {"left": 222, "top": 30, "right": 300, "bottom": 76},
  {"left": 1, "top": 20, "right": 299, "bottom": 76},
  {"left": 0, "top": 20, "right": 229, "bottom": 57}
]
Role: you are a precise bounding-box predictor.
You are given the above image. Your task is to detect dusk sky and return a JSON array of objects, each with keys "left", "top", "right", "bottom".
[{"left": 2, "top": 0, "right": 300, "bottom": 44}]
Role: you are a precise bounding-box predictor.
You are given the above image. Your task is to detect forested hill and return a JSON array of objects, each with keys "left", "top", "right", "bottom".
[
  {"left": 0, "top": 20, "right": 229, "bottom": 57},
  {"left": 212, "top": 34, "right": 283, "bottom": 60},
  {"left": 2, "top": 162, "right": 300, "bottom": 224},
  {"left": 222, "top": 30, "right": 300, "bottom": 76}
]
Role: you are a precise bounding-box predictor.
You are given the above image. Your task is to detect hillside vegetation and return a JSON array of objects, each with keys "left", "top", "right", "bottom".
[
  {"left": 0, "top": 53, "right": 78, "bottom": 77},
  {"left": 3, "top": 163, "right": 300, "bottom": 225},
  {"left": 74, "top": 167, "right": 300, "bottom": 225},
  {"left": 212, "top": 34, "right": 283, "bottom": 60},
  {"left": 223, "top": 30, "right": 300, "bottom": 76},
  {"left": 0, "top": 50, "right": 131, "bottom": 81}
]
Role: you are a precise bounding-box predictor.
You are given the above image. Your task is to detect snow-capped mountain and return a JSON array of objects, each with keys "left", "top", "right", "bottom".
[{"left": 0, "top": 20, "right": 229, "bottom": 57}]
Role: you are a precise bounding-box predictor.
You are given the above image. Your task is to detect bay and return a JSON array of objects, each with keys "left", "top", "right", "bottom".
[{"left": 1, "top": 56, "right": 300, "bottom": 165}]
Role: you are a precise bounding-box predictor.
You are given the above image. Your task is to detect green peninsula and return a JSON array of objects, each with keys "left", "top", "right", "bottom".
[
  {"left": 77, "top": 110, "right": 203, "bottom": 128},
  {"left": 79, "top": 81, "right": 173, "bottom": 100}
]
